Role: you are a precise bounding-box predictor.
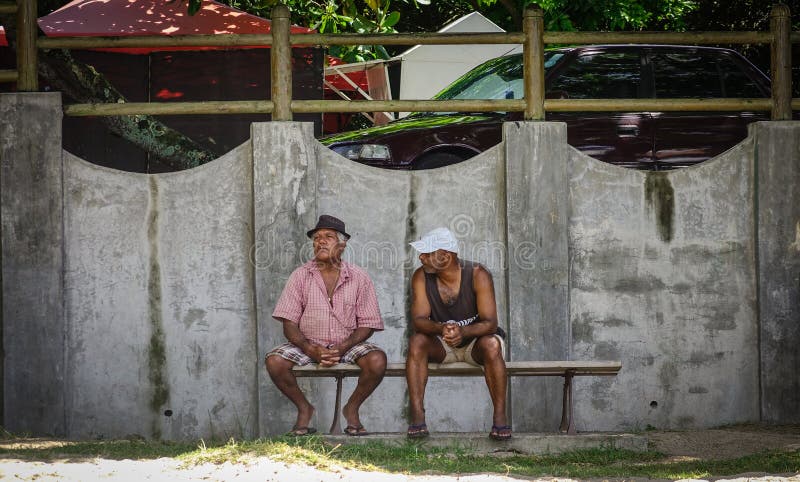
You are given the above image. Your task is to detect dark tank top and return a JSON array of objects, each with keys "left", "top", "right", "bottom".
[{"left": 424, "top": 259, "right": 505, "bottom": 347}]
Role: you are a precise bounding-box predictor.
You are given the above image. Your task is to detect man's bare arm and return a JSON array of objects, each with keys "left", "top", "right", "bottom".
[
  {"left": 329, "top": 327, "right": 375, "bottom": 354},
  {"left": 410, "top": 268, "right": 445, "bottom": 336},
  {"left": 281, "top": 319, "right": 329, "bottom": 363},
  {"left": 460, "top": 265, "right": 499, "bottom": 339}
]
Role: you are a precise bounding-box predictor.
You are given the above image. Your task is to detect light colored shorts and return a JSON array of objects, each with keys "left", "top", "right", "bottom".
[{"left": 437, "top": 334, "right": 506, "bottom": 367}]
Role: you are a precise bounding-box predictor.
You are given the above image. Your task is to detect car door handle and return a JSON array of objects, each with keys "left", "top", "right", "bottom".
[{"left": 617, "top": 125, "right": 640, "bottom": 137}]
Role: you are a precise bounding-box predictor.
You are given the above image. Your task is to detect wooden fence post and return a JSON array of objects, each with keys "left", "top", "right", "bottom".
[
  {"left": 16, "top": 0, "right": 37, "bottom": 91},
  {"left": 770, "top": 3, "right": 791, "bottom": 120},
  {"left": 271, "top": 4, "right": 292, "bottom": 121},
  {"left": 523, "top": 4, "right": 544, "bottom": 121}
]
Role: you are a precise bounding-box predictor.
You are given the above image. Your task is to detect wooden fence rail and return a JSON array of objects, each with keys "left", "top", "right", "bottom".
[{"left": 1, "top": 1, "right": 796, "bottom": 120}]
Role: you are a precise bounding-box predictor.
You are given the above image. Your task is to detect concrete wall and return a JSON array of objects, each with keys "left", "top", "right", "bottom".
[{"left": 2, "top": 92, "right": 798, "bottom": 439}]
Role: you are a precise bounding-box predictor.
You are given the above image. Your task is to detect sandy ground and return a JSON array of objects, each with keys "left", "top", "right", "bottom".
[{"left": 1, "top": 424, "right": 798, "bottom": 482}]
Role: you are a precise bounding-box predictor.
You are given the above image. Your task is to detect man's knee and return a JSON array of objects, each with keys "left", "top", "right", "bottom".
[
  {"left": 359, "top": 350, "right": 387, "bottom": 374},
  {"left": 265, "top": 354, "right": 293, "bottom": 376},
  {"left": 475, "top": 335, "right": 503, "bottom": 360},
  {"left": 408, "top": 333, "right": 433, "bottom": 357}
]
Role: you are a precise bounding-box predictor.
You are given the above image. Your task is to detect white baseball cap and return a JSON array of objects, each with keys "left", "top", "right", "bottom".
[{"left": 409, "top": 227, "right": 459, "bottom": 254}]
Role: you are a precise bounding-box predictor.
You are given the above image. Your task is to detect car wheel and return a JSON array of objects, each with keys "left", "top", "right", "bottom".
[{"left": 413, "top": 152, "right": 468, "bottom": 170}]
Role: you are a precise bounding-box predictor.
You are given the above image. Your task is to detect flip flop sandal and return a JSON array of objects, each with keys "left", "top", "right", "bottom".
[
  {"left": 407, "top": 423, "right": 429, "bottom": 439},
  {"left": 287, "top": 426, "right": 317, "bottom": 436},
  {"left": 344, "top": 424, "right": 370, "bottom": 436},
  {"left": 489, "top": 425, "right": 512, "bottom": 441}
]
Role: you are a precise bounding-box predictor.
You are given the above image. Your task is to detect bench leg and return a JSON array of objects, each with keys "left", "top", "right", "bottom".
[
  {"left": 329, "top": 374, "right": 344, "bottom": 435},
  {"left": 559, "top": 371, "right": 576, "bottom": 435}
]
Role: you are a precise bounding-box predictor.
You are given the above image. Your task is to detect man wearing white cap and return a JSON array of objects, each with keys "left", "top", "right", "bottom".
[{"left": 405, "top": 227, "right": 510, "bottom": 441}]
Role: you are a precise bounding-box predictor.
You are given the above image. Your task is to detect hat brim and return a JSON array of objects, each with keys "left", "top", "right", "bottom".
[
  {"left": 307, "top": 227, "right": 351, "bottom": 240},
  {"left": 409, "top": 241, "right": 434, "bottom": 254}
]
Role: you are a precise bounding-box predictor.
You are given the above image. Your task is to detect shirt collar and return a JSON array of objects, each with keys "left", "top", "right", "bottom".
[{"left": 303, "top": 258, "right": 351, "bottom": 280}]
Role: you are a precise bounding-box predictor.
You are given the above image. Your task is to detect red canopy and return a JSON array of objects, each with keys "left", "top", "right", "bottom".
[{"left": 37, "top": 0, "right": 313, "bottom": 54}]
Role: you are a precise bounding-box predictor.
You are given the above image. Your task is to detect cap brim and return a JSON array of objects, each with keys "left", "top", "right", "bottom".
[{"left": 409, "top": 241, "right": 434, "bottom": 253}]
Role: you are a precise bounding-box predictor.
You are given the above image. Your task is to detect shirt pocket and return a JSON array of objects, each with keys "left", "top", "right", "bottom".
[{"left": 339, "top": 301, "right": 357, "bottom": 329}]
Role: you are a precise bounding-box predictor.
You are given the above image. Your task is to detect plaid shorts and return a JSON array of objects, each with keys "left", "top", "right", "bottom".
[{"left": 265, "top": 341, "right": 384, "bottom": 366}]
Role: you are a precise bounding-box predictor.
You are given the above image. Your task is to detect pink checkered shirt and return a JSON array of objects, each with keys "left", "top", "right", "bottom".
[{"left": 272, "top": 260, "right": 384, "bottom": 346}]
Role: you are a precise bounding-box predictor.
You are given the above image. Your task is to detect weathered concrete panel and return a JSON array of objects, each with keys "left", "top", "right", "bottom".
[
  {"left": 505, "top": 122, "right": 570, "bottom": 432},
  {"left": 63, "top": 145, "right": 255, "bottom": 439},
  {"left": 1, "top": 93, "right": 66, "bottom": 435},
  {"left": 755, "top": 122, "right": 800, "bottom": 423},
  {"left": 568, "top": 138, "right": 759, "bottom": 430}
]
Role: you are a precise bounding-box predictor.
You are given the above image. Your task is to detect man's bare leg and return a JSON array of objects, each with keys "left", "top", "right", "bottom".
[
  {"left": 342, "top": 350, "right": 387, "bottom": 430},
  {"left": 265, "top": 355, "right": 315, "bottom": 431},
  {"left": 472, "top": 335, "right": 508, "bottom": 428},
  {"left": 406, "top": 333, "right": 446, "bottom": 426}
]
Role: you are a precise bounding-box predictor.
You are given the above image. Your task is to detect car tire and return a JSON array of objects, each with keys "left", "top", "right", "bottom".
[{"left": 413, "top": 152, "right": 468, "bottom": 170}]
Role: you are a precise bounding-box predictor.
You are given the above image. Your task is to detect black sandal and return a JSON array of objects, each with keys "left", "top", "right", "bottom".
[
  {"left": 407, "top": 423, "right": 429, "bottom": 439},
  {"left": 489, "top": 425, "right": 512, "bottom": 441},
  {"left": 344, "top": 424, "right": 370, "bottom": 436},
  {"left": 286, "top": 426, "right": 317, "bottom": 436}
]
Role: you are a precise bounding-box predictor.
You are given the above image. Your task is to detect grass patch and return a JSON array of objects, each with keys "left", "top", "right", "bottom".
[{"left": 1, "top": 434, "right": 798, "bottom": 480}]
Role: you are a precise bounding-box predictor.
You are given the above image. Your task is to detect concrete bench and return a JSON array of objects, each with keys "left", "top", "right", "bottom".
[{"left": 293, "top": 360, "right": 622, "bottom": 435}]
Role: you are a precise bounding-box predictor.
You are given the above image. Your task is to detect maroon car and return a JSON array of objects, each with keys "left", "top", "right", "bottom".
[{"left": 321, "top": 45, "right": 772, "bottom": 170}]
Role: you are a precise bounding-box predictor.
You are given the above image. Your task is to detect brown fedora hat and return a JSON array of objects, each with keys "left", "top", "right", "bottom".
[{"left": 306, "top": 214, "right": 351, "bottom": 239}]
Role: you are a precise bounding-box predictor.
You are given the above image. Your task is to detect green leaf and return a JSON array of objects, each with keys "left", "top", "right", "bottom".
[
  {"left": 188, "top": 0, "right": 201, "bottom": 15},
  {"left": 383, "top": 11, "right": 401, "bottom": 28}
]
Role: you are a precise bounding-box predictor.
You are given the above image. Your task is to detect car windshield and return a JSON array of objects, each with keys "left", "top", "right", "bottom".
[{"left": 434, "top": 52, "right": 564, "bottom": 101}]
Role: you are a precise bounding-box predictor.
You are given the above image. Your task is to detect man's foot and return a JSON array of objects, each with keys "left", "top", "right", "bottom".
[
  {"left": 489, "top": 425, "right": 512, "bottom": 441},
  {"left": 287, "top": 426, "right": 317, "bottom": 436},
  {"left": 294, "top": 404, "right": 315, "bottom": 433},
  {"left": 342, "top": 401, "right": 361, "bottom": 433},
  {"left": 344, "top": 424, "right": 370, "bottom": 436},
  {"left": 407, "top": 423, "right": 429, "bottom": 439}
]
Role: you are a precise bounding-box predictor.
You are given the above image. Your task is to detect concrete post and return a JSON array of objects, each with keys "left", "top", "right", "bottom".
[
  {"left": 252, "top": 122, "right": 317, "bottom": 435},
  {"left": 0, "top": 93, "right": 64, "bottom": 434},
  {"left": 755, "top": 121, "right": 800, "bottom": 422},
  {"left": 505, "top": 122, "right": 570, "bottom": 431}
]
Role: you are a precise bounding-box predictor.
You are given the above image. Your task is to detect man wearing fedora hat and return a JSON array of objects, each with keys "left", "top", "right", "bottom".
[
  {"left": 265, "top": 215, "right": 386, "bottom": 436},
  {"left": 405, "top": 227, "right": 510, "bottom": 441}
]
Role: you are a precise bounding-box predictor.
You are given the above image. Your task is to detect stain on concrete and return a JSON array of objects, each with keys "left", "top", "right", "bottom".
[
  {"left": 594, "top": 341, "right": 620, "bottom": 360},
  {"left": 182, "top": 308, "right": 208, "bottom": 330},
  {"left": 676, "top": 415, "right": 695, "bottom": 428},
  {"left": 688, "top": 351, "right": 725, "bottom": 365},
  {"left": 614, "top": 275, "right": 666, "bottom": 293},
  {"left": 598, "top": 317, "right": 633, "bottom": 328},
  {"left": 591, "top": 396, "right": 610, "bottom": 411},
  {"left": 659, "top": 361, "right": 678, "bottom": 388},
  {"left": 645, "top": 172, "right": 674, "bottom": 243},
  {"left": 572, "top": 316, "right": 594, "bottom": 344},
  {"left": 688, "top": 386, "right": 709, "bottom": 394},
  {"left": 211, "top": 398, "right": 227, "bottom": 416},
  {"left": 147, "top": 177, "right": 170, "bottom": 439},
  {"left": 187, "top": 342, "right": 206, "bottom": 378},
  {"left": 669, "top": 282, "right": 692, "bottom": 294},
  {"left": 703, "top": 314, "right": 737, "bottom": 332}
]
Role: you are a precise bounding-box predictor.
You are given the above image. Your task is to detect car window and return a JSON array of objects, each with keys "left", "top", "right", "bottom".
[
  {"left": 718, "top": 60, "right": 767, "bottom": 97},
  {"left": 548, "top": 52, "right": 642, "bottom": 99},
  {"left": 649, "top": 50, "right": 764, "bottom": 98},
  {"left": 435, "top": 52, "right": 562, "bottom": 101}
]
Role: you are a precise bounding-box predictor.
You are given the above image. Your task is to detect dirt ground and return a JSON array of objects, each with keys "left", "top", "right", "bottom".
[
  {"left": 645, "top": 423, "right": 800, "bottom": 461},
  {"left": 0, "top": 424, "right": 798, "bottom": 481}
]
